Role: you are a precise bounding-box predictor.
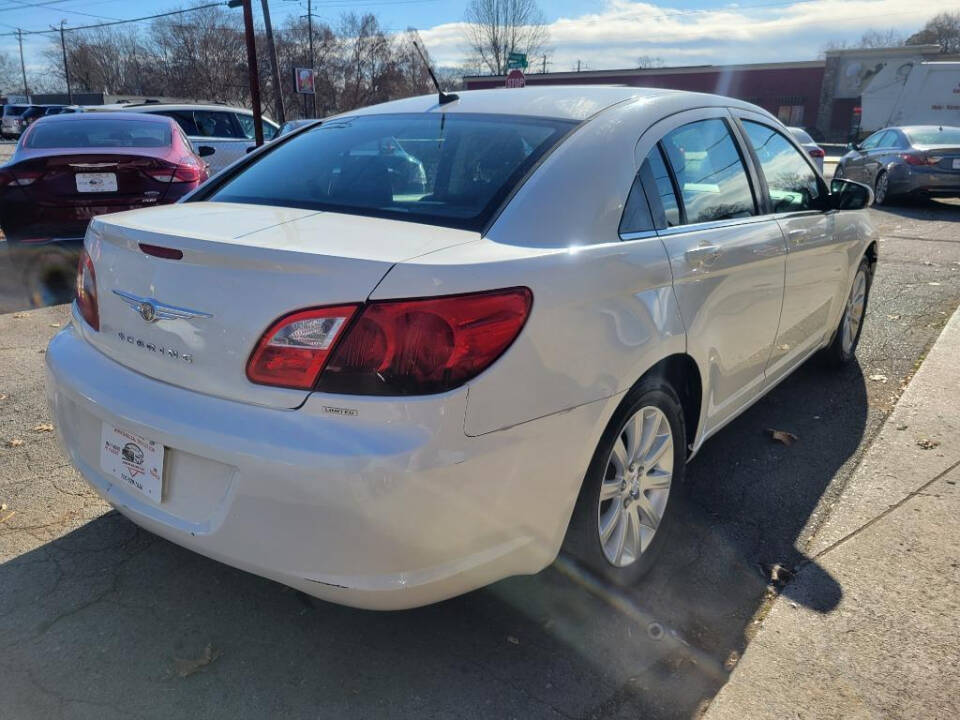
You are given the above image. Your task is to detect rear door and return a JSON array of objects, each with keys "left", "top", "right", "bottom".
[
  {"left": 735, "top": 112, "right": 846, "bottom": 383},
  {"left": 638, "top": 109, "right": 787, "bottom": 437}
]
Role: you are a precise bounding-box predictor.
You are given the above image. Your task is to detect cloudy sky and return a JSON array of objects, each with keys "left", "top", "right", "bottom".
[{"left": 1, "top": 0, "right": 957, "bottom": 77}]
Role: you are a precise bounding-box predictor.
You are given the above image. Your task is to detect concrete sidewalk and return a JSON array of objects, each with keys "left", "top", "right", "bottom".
[{"left": 704, "top": 306, "right": 960, "bottom": 719}]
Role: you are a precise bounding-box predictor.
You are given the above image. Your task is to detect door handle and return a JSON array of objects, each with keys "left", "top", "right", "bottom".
[
  {"left": 787, "top": 228, "right": 806, "bottom": 245},
  {"left": 685, "top": 244, "right": 721, "bottom": 268}
]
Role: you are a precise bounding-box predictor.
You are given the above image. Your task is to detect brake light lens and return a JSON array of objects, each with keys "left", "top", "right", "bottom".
[
  {"left": 900, "top": 152, "right": 939, "bottom": 166},
  {"left": 247, "top": 305, "right": 359, "bottom": 389},
  {"left": 808, "top": 148, "right": 825, "bottom": 158},
  {"left": 0, "top": 169, "right": 43, "bottom": 187},
  {"left": 75, "top": 248, "right": 99, "bottom": 331},
  {"left": 147, "top": 158, "right": 203, "bottom": 183},
  {"left": 316, "top": 287, "right": 533, "bottom": 396}
]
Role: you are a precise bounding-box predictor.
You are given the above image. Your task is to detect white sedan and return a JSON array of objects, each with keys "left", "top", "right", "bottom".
[{"left": 47, "top": 87, "right": 877, "bottom": 609}]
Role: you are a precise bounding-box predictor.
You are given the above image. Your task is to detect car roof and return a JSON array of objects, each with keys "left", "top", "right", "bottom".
[
  {"left": 898, "top": 125, "right": 960, "bottom": 132},
  {"left": 115, "top": 103, "right": 250, "bottom": 114},
  {"left": 338, "top": 85, "right": 770, "bottom": 123},
  {"left": 34, "top": 111, "right": 176, "bottom": 124}
]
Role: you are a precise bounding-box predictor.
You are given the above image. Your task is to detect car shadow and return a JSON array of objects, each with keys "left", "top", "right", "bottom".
[
  {"left": 870, "top": 196, "right": 960, "bottom": 223},
  {"left": 0, "top": 357, "right": 867, "bottom": 720}
]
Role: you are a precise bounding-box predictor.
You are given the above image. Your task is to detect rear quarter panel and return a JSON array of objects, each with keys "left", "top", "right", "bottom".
[{"left": 372, "top": 97, "right": 689, "bottom": 436}]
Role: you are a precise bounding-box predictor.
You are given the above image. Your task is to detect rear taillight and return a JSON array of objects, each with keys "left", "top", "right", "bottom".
[
  {"left": 900, "top": 152, "right": 938, "bottom": 166},
  {"left": 247, "top": 305, "right": 360, "bottom": 389},
  {"left": 76, "top": 248, "right": 99, "bottom": 331},
  {"left": 808, "top": 148, "right": 825, "bottom": 158},
  {"left": 247, "top": 288, "right": 533, "bottom": 394},
  {"left": 147, "top": 159, "right": 203, "bottom": 184},
  {"left": 0, "top": 169, "right": 43, "bottom": 187},
  {"left": 317, "top": 287, "right": 533, "bottom": 396}
]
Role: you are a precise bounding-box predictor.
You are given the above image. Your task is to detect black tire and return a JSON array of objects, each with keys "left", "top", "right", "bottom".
[
  {"left": 823, "top": 257, "right": 872, "bottom": 367},
  {"left": 562, "top": 378, "right": 686, "bottom": 586},
  {"left": 874, "top": 170, "right": 890, "bottom": 205},
  {"left": 22, "top": 247, "right": 79, "bottom": 308}
]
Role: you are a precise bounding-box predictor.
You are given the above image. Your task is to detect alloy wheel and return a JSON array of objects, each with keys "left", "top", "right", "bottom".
[
  {"left": 875, "top": 172, "right": 888, "bottom": 204},
  {"left": 842, "top": 267, "right": 868, "bottom": 355},
  {"left": 597, "top": 405, "right": 674, "bottom": 567}
]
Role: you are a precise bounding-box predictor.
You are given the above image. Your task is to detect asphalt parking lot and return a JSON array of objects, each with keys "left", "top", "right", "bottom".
[{"left": 1, "top": 190, "right": 959, "bottom": 717}]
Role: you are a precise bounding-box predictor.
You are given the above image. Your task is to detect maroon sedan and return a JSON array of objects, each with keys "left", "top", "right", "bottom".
[{"left": 0, "top": 112, "right": 212, "bottom": 305}]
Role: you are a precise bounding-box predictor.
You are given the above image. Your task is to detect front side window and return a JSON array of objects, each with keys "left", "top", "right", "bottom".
[
  {"left": 660, "top": 118, "right": 756, "bottom": 225},
  {"left": 236, "top": 113, "right": 279, "bottom": 141},
  {"left": 207, "top": 113, "right": 574, "bottom": 231},
  {"left": 742, "top": 121, "right": 823, "bottom": 213}
]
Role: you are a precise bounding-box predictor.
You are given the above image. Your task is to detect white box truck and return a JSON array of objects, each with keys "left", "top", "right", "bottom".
[{"left": 861, "top": 61, "right": 960, "bottom": 132}]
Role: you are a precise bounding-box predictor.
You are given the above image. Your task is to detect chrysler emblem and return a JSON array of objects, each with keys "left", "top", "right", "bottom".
[
  {"left": 138, "top": 301, "right": 157, "bottom": 322},
  {"left": 112, "top": 290, "right": 212, "bottom": 323}
]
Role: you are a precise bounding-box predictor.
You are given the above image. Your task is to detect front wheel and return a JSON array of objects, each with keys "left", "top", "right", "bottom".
[
  {"left": 823, "top": 257, "right": 871, "bottom": 366},
  {"left": 562, "top": 379, "right": 686, "bottom": 585},
  {"left": 874, "top": 171, "right": 890, "bottom": 205}
]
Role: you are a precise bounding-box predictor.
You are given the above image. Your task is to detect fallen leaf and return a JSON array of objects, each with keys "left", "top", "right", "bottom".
[
  {"left": 32, "top": 423, "right": 54, "bottom": 432},
  {"left": 49, "top": 323, "right": 60, "bottom": 328},
  {"left": 173, "top": 644, "right": 221, "bottom": 678},
  {"left": 917, "top": 438, "right": 940, "bottom": 450},
  {"left": 37, "top": 349, "right": 46, "bottom": 354},
  {"left": 896, "top": 424, "right": 908, "bottom": 431},
  {"left": 0, "top": 394, "right": 6, "bottom": 401},
  {"left": 767, "top": 429, "right": 797, "bottom": 446},
  {"left": 507, "top": 636, "right": 520, "bottom": 645},
  {"left": 1, "top": 503, "right": 6, "bottom": 511},
  {"left": 869, "top": 374, "right": 888, "bottom": 383},
  {"left": 887, "top": 314, "right": 901, "bottom": 321},
  {"left": 723, "top": 650, "right": 739, "bottom": 671},
  {"left": 928, "top": 282, "right": 941, "bottom": 286},
  {"left": 12, "top": 313, "right": 27, "bottom": 319},
  {"left": 6, "top": 438, "right": 24, "bottom": 448}
]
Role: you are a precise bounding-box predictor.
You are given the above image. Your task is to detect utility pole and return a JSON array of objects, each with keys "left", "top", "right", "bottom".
[
  {"left": 17, "top": 29, "right": 28, "bottom": 97},
  {"left": 542, "top": 54, "right": 546, "bottom": 74},
  {"left": 260, "top": 0, "right": 284, "bottom": 124},
  {"left": 239, "top": 0, "right": 264, "bottom": 145},
  {"left": 59, "top": 21, "right": 72, "bottom": 103},
  {"left": 307, "top": 0, "right": 316, "bottom": 117}
]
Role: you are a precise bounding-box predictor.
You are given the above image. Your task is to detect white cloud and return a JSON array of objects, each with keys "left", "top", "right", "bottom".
[{"left": 420, "top": 0, "right": 960, "bottom": 73}]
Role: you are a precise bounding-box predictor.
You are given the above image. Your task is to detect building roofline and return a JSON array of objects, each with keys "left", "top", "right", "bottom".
[{"left": 464, "top": 59, "right": 825, "bottom": 83}]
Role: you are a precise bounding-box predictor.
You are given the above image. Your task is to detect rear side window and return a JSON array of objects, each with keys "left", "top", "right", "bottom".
[
  {"left": 742, "top": 121, "right": 823, "bottom": 213},
  {"left": 236, "top": 113, "right": 278, "bottom": 141},
  {"left": 660, "top": 118, "right": 756, "bottom": 225},
  {"left": 24, "top": 119, "right": 172, "bottom": 149},
  {"left": 619, "top": 169, "right": 654, "bottom": 235},
  {"left": 194, "top": 111, "right": 242, "bottom": 138},
  {"left": 207, "top": 113, "right": 574, "bottom": 232},
  {"left": 160, "top": 111, "right": 199, "bottom": 136}
]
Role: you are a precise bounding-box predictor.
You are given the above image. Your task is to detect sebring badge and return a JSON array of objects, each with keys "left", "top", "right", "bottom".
[{"left": 112, "top": 290, "right": 213, "bottom": 323}]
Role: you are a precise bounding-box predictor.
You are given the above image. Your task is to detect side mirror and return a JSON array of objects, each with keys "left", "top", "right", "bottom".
[
  {"left": 830, "top": 178, "right": 873, "bottom": 210},
  {"left": 197, "top": 145, "right": 215, "bottom": 158},
  {"left": 847, "top": 141, "right": 861, "bottom": 152}
]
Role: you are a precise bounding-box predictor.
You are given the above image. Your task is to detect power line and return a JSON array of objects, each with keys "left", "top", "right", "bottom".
[
  {"left": 9, "top": 1, "right": 227, "bottom": 36},
  {"left": 0, "top": 0, "right": 120, "bottom": 22}
]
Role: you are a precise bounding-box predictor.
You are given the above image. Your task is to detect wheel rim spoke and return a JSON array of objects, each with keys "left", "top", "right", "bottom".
[
  {"left": 599, "top": 478, "right": 621, "bottom": 501},
  {"left": 599, "top": 503, "right": 621, "bottom": 544}
]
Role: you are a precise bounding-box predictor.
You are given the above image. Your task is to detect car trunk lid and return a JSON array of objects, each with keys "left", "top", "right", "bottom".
[{"left": 83, "top": 202, "right": 478, "bottom": 409}]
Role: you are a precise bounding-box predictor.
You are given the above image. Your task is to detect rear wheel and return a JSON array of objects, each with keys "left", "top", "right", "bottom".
[
  {"left": 23, "top": 247, "right": 79, "bottom": 308},
  {"left": 823, "top": 257, "right": 871, "bottom": 366},
  {"left": 563, "top": 379, "right": 686, "bottom": 585}
]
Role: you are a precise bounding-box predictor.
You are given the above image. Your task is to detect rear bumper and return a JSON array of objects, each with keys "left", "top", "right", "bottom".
[
  {"left": 46, "top": 318, "right": 614, "bottom": 609},
  {"left": 888, "top": 166, "right": 960, "bottom": 197}
]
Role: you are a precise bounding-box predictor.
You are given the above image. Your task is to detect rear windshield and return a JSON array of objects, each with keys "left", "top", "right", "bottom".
[
  {"left": 24, "top": 119, "right": 172, "bottom": 149},
  {"left": 905, "top": 126, "right": 960, "bottom": 146},
  {"left": 23, "top": 107, "right": 46, "bottom": 119},
  {"left": 206, "top": 113, "right": 575, "bottom": 231},
  {"left": 4, "top": 105, "right": 28, "bottom": 117},
  {"left": 789, "top": 127, "right": 815, "bottom": 144}
]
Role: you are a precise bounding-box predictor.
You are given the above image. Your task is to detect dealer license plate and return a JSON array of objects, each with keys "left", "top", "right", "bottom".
[
  {"left": 76, "top": 172, "right": 117, "bottom": 192},
  {"left": 100, "top": 424, "right": 164, "bottom": 501}
]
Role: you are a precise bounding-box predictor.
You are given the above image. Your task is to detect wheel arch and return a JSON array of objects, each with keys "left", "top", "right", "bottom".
[{"left": 626, "top": 352, "right": 703, "bottom": 455}]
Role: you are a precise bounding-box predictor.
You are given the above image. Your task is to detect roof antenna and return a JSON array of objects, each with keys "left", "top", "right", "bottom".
[{"left": 411, "top": 36, "right": 458, "bottom": 106}]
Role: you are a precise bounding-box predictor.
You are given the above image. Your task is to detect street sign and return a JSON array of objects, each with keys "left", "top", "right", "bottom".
[
  {"left": 507, "top": 52, "right": 528, "bottom": 70},
  {"left": 505, "top": 69, "right": 526, "bottom": 89},
  {"left": 294, "top": 67, "right": 315, "bottom": 94}
]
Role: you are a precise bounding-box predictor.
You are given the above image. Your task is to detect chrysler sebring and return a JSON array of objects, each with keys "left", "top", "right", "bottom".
[{"left": 46, "top": 87, "right": 877, "bottom": 609}]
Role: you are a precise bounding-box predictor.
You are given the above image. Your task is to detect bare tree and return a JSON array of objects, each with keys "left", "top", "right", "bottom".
[
  {"left": 463, "top": 0, "right": 549, "bottom": 75},
  {"left": 821, "top": 28, "right": 904, "bottom": 55},
  {"left": 636, "top": 55, "right": 665, "bottom": 69},
  {"left": 0, "top": 50, "right": 23, "bottom": 95},
  {"left": 907, "top": 11, "right": 960, "bottom": 54}
]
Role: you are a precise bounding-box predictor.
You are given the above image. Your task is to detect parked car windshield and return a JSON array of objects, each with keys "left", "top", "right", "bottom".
[
  {"left": 24, "top": 119, "right": 172, "bottom": 149},
  {"left": 207, "top": 113, "right": 575, "bottom": 231},
  {"left": 904, "top": 126, "right": 960, "bottom": 146},
  {"left": 3, "top": 105, "right": 28, "bottom": 117}
]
